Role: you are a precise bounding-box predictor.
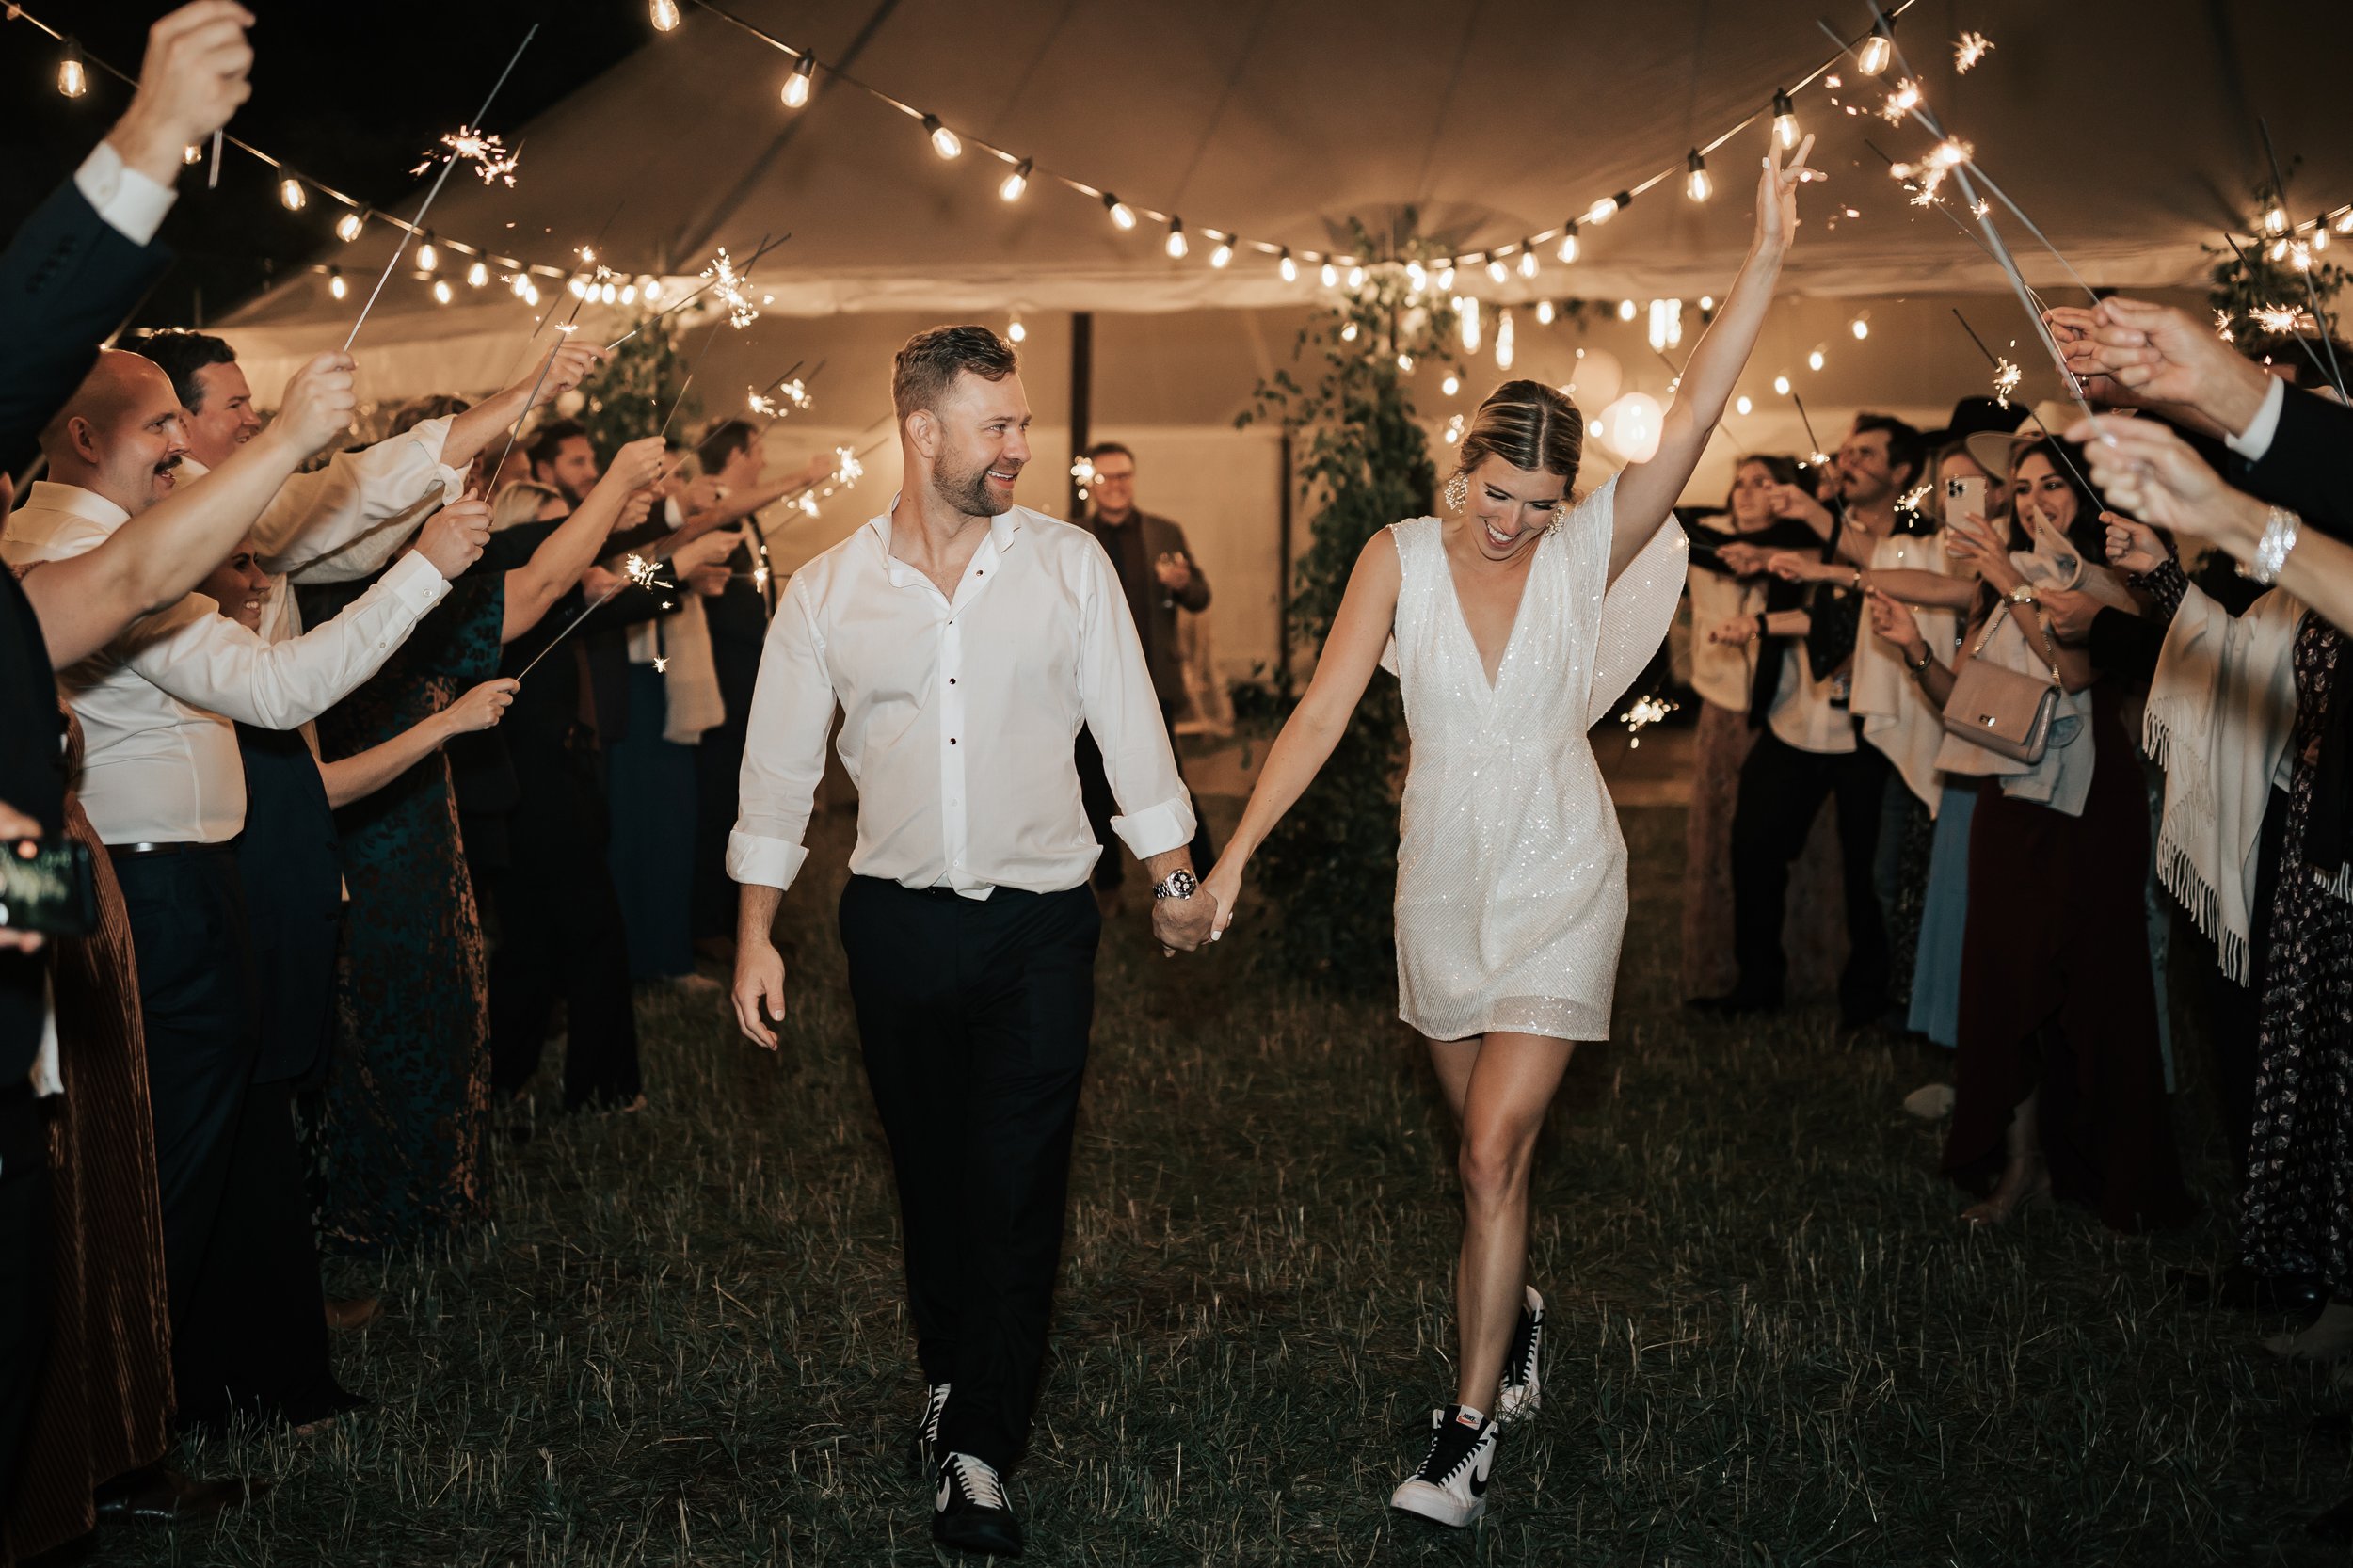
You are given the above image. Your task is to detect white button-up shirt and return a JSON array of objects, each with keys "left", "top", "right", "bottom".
[
  {"left": 728, "top": 502, "right": 1194, "bottom": 898},
  {"left": 3, "top": 482, "right": 450, "bottom": 845}
]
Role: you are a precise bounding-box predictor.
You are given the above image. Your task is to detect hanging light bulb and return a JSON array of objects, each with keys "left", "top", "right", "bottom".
[
  {"left": 999, "top": 157, "right": 1032, "bottom": 202},
  {"left": 1773, "top": 375, "right": 1792, "bottom": 395},
  {"left": 1557, "top": 223, "right": 1580, "bottom": 264},
  {"left": 1435, "top": 261, "right": 1455, "bottom": 292},
  {"left": 1163, "top": 217, "right": 1188, "bottom": 259},
  {"left": 1851, "top": 315, "right": 1870, "bottom": 340},
  {"left": 1735, "top": 394, "right": 1753, "bottom": 415},
  {"left": 1278, "top": 248, "right": 1298, "bottom": 282},
  {"left": 511, "top": 272, "right": 534, "bottom": 298},
  {"left": 1617, "top": 298, "right": 1638, "bottom": 322},
  {"left": 1339, "top": 321, "right": 1358, "bottom": 343},
  {"left": 1104, "top": 193, "right": 1136, "bottom": 230},
  {"left": 1856, "top": 17, "right": 1895, "bottom": 75},
  {"left": 1442, "top": 375, "right": 1461, "bottom": 396},
  {"left": 280, "top": 177, "right": 307, "bottom": 212},
  {"left": 1486, "top": 254, "right": 1509, "bottom": 284},
  {"left": 1648, "top": 298, "right": 1684, "bottom": 353},
  {"left": 1518, "top": 244, "right": 1538, "bottom": 279},
  {"left": 184, "top": 143, "right": 203, "bottom": 166},
  {"left": 521, "top": 280, "right": 541, "bottom": 306},
  {"left": 781, "top": 56, "right": 814, "bottom": 108},
  {"left": 922, "top": 115, "right": 962, "bottom": 159},
  {"left": 1536, "top": 299, "right": 1555, "bottom": 326},
  {"left": 600, "top": 280, "right": 618, "bottom": 304},
  {"left": 1495, "top": 309, "right": 1515, "bottom": 370},
  {"left": 568, "top": 277, "right": 588, "bottom": 298},
  {"left": 1458, "top": 296, "right": 1481, "bottom": 355},
  {"left": 1209, "top": 235, "right": 1233, "bottom": 268},
  {"left": 328, "top": 265, "right": 347, "bottom": 300},
  {"left": 1008, "top": 315, "right": 1026, "bottom": 344},
  {"left": 2336, "top": 210, "right": 2353, "bottom": 234},
  {"left": 619, "top": 283, "right": 636, "bottom": 304},
  {"left": 1585, "top": 195, "right": 1622, "bottom": 228},
  {"left": 56, "top": 40, "right": 88, "bottom": 98},
  {"left": 2315, "top": 220, "right": 2333, "bottom": 255},
  {"left": 2269, "top": 235, "right": 2291, "bottom": 262},
  {"left": 1699, "top": 296, "right": 1715, "bottom": 312},
  {"left": 433, "top": 279, "right": 455, "bottom": 304},
  {"left": 336, "top": 209, "right": 364, "bottom": 243},
  {"left": 1348, "top": 265, "right": 1366, "bottom": 289},
  {"left": 1406, "top": 261, "right": 1428, "bottom": 292},
  {"left": 1397, "top": 353, "right": 1414, "bottom": 372},
  {"left": 1773, "top": 90, "right": 1800, "bottom": 151},
  {"left": 649, "top": 0, "right": 681, "bottom": 30},
  {"left": 467, "top": 259, "right": 489, "bottom": 287},
  {"left": 1320, "top": 261, "right": 1338, "bottom": 288},
  {"left": 417, "top": 232, "right": 440, "bottom": 271},
  {"left": 1808, "top": 347, "right": 1826, "bottom": 371},
  {"left": 644, "top": 278, "right": 663, "bottom": 300},
  {"left": 2264, "top": 204, "right": 2288, "bottom": 235},
  {"left": 1686, "top": 149, "right": 1712, "bottom": 202}
]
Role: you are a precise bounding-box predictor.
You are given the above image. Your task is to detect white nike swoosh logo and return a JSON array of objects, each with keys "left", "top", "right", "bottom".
[{"left": 936, "top": 1477, "right": 952, "bottom": 1511}]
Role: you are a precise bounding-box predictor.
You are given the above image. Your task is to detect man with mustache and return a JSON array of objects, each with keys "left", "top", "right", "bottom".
[
  {"left": 0, "top": 349, "right": 488, "bottom": 1433},
  {"left": 729, "top": 325, "right": 1216, "bottom": 1557}
]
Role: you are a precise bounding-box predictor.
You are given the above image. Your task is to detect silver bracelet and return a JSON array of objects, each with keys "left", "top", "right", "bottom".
[{"left": 2239, "top": 505, "right": 2300, "bottom": 585}]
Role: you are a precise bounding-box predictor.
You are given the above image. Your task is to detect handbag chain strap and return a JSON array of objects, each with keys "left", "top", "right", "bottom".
[{"left": 1967, "top": 599, "right": 2064, "bottom": 689}]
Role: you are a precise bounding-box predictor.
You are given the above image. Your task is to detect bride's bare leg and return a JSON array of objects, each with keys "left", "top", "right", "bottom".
[{"left": 1428, "top": 1031, "right": 1576, "bottom": 1416}]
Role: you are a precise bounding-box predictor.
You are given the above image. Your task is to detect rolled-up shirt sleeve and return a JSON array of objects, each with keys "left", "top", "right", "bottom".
[
  {"left": 728, "top": 573, "right": 838, "bottom": 891},
  {"left": 256, "top": 416, "right": 464, "bottom": 583},
  {"left": 74, "top": 141, "right": 174, "bottom": 247},
  {"left": 122, "top": 551, "right": 451, "bottom": 729},
  {"left": 1076, "top": 541, "right": 1195, "bottom": 861}
]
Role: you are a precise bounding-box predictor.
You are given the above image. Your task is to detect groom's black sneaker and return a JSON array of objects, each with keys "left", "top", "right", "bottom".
[
  {"left": 1390, "top": 1404, "right": 1498, "bottom": 1528},
  {"left": 908, "top": 1382, "right": 951, "bottom": 1476},
  {"left": 934, "top": 1451, "right": 1023, "bottom": 1557},
  {"left": 1497, "top": 1288, "right": 1545, "bottom": 1424}
]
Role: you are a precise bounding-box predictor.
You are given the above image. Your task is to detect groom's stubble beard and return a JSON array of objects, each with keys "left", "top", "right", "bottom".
[{"left": 932, "top": 440, "right": 1010, "bottom": 518}]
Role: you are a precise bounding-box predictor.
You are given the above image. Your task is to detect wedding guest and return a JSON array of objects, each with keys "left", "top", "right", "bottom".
[
  {"left": 2, "top": 348, "right": 484, "bottom": 1435},
  {"left": 1677, "top": 455, "right": 1846, "bottom": 1001},
  {"left": 298, "top": 440, "right": 665, "bottom": 1248},
  {"left": 729, "top": 326, "right": 1213, "bottom": 1558},
  {"left": 1075, "top": 442, "right": 1217, "bottom": 912}
]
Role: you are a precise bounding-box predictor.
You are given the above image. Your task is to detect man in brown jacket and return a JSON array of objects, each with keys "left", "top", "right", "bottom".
[{"left": 1076, "top": 441, "right": 1216, "bottom": 911}]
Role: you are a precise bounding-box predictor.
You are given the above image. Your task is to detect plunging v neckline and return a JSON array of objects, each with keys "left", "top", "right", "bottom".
[{"left": 1441, "top": 525, "right": 1540, "bottom": 694}]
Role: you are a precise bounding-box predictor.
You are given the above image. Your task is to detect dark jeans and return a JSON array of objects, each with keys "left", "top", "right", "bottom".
[
  {"left": 490, "top": 731, "right": 642, "bottom": 1110},
  {"left": 0, "top": 1083, "right": 48, "bottom": 1518},
  {"left": 839, "top": 876, "right": 1099, "bottom": 1475},
  {"left": 1729, "top": 730, "right": 1892, "bottom": 1014},
  {"left": 1074, "top": 698, "right": 1214, "bottom": 889}
]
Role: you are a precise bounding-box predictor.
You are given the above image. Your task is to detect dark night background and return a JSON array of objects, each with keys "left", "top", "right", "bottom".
[{"left": 0, "top": 1, "right": 648, "bottom": 330}]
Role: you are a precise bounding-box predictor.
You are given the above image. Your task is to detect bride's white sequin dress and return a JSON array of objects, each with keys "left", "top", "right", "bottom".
[{"left": 1381, "top": 474, "right": 1689, "bottom": 1041}]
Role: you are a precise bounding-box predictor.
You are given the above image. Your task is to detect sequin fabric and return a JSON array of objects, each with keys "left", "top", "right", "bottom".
[{"left": 1385, "top": 475, "right": 1687, "bottom": 1041}]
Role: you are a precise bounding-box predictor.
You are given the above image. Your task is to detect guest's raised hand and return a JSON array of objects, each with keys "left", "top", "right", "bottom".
[
  {"left": 273, "top": 352, "right": 359, "bottom": 456},
  {"left": 1707, "top": 615, "right": 1760, "bottom": 646},
  {"left": 1765, "top": 550, "right": 1822, "bottom": 582},
  {"left": 107, "top": 2, "right": 255, "bottom": 184},
  {"left": 1712, "top": 541, "right": 1769, "bottom": 576},
  {"left": 1865, "top": 587, "right": 1925, "bottom": 662},
  {"left": 2037, "top": 586, "right": 2101, "bottom": 646},
  {"left": 0, "top": 800, "right": 49, "bottom": 954},
  {"left": 526, "top": 341, "right": 605, "bottom": 408},
  {"left": 688, "top": 561, "right": 732, "bottom": 598},
  {"left": 1766, "top": 481, "right": 1833, "bottom": 529},
  {"left": 672, "top": 527, "right": 743, "bottom": 575},
  {"left": 599, "top": 436, "right": 668, "bottom": 499},
  {"left": 2076, "top": 298, "right": 2273, "bottom": 432},
  {"left": 681, "top": 473, "right": 727, "bottom": 516},
  {"left": 732, "top": 937, "right": 787, "bottom": 1049},
  {"left": 415, "top": 497, "right": 492, "bottom": 578},
  {"left": 578, "top": 564, "right": 625, "bottom": 600},
  {"left": 2067, "top": 414, "right": 2267, "bottom": 548},
  {"left": 1755, "top": 133, "right": 1818, "bottom": 256},
  {"left": 436, "top": 678, "right": 518, "bottom": 737},
  {"left": 2101, "top": 510, "right": 2167, "bottom": 575}
]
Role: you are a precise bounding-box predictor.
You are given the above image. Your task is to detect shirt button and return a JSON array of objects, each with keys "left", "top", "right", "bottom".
[
  {"left": 950, "top": 737, "right": 958, "bottom": 745},
  {"left": 949, "top": 678, "right": 956, "bottom": 685}
]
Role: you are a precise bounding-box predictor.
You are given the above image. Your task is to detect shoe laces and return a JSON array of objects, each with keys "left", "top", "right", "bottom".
[
  {"left": 922, "top": 1383, "right": 951, "bottom": 1445},
  {"left": 1415, "top": 1411, "right": 1490, "bottom": 1487},
  {"left": 945, "top": 1452, "right": 1006, "bottom": 1511}
]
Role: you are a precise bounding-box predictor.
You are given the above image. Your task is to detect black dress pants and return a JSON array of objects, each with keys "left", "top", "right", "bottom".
[
  {"left": 110, "top": 845, "right": 262, "bottom": 1392},
  {"left": 489, "top": 731, "right": 641, "bottom": 1109},
  {"left": 839, "top": 876, "right": 1099, "bottom": 1475},
  {"left": 1729, "top": 730, "right": 1893, "bottom": 1014},
  {"left": 1075, "top": 699, "right": 1214, "bottom": 890},
  {"left": 0, "top": 1083, "right": 49, "bottom": 1517}
]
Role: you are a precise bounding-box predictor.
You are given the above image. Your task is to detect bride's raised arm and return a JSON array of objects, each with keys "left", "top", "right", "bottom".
[{"left": 1609, "top": 135, "right": 1817, "bottom": 584}]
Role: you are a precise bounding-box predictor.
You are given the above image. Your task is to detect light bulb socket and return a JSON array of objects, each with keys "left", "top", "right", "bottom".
[{"left": 1773, "top": 89, "right": 1794, "bottom": 118}]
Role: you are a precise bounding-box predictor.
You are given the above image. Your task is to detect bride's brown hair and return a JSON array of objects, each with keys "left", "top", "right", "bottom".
[{"left": 1451, "top": 379, "right": 1585, "bottom": 489}]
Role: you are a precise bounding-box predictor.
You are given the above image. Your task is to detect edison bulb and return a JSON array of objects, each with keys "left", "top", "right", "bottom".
[
  {"left": 1617, "top": 298, "right": 1637, "bottom": 322},
  {"left": 416, "top": 236, "right": 440, "bottom": 272},
  {"left": 1320, "top": 262, "right": 1338, "bottom": 288},
  {"left": 328, "top": 267, "right": 347, "bottom": 300},
  {"left": 280, "top": 178, "right": 307, "bottom": 212},
  {"left": 337, "top": 210, "right": 364, "bottom": 243},
  {"left": 1209, "top": 239, "right": 1232, "bottom": 269},
  {"left": 1808, "top": 348, "right": 1826, "bottom": 371},
  {"left": 649, "top": 0, "right": 680, "bottom": 30},
  {"left": 1442, "top": 376, "right": 1460, "bottom": 396},
  {"left": 1773, "top": 91, "right": 1800, "bottom": 151},
  {"left": 1585, "top": 197, "right": 1619, "bottom": 228},
  {"left": 1008, "top": 317, "right": 1026, "bottom": 344},
  {"left": 1535, "top": 299, "right": 1555, "bottom": 326},
  {"left": 1518, "top": 246, "right": 1538, "bottom": 279},
  {"left": 1106, "top": 196, "right": 1136, "bottom": 230},
  {"left": 1557, "top": 227, "right": 1579, "bottom": 264},
  {"left": 1735, "top": 394, "right": 1752, "bottom": 415},
  {"left": 433, "top": 280, "right": 454, "bottom": 304},
  {"left": 782, "top": 57, "right": 813, "bottom": 108},
  {"left": 56, "top": 46, "right": 88, "bottom": 99},
  {"left": 1851, "top": 317, "right": 1869, "bottom": 340},
  {"left": 1348, "top": 266, "right": 1366, "bottom": 289},
  {"left": 924, "top": 116, "right": 962, "bottom": 159},
  {"left": 1857, "top": 30, "right": 1892, "bottom": 75},
  {"left": 1486, "top": 256, "right": 1508, "bottom": 284},
  {"left": 1773, "top": 375, "right": 1792, "bottom": 395},
  {"left": 1000, "top": 159, "right": 1031, "bottom": 202},
  {"left": 1278, "top": 248, "right": 1298, "bottom": 282},
  {"left": 467, "top": 260, "right": 489, "bottom": 287}
]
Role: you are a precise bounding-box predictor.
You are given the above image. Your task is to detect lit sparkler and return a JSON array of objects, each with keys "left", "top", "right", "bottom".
[
  {"left": 835, "top": 446, "right": 864, "bottom": 486},
  {"left": 414, "top": 124, "right": 522, "bottom": 186},
  {"left": 706, "top": 248, "right": 760, "bottom": 331},
  {"left": 1620, "top": 694, "right": 1678, "bottom": 748},
  {"left": 1992, "top": 357, "right": 2022, "bottom": 406},
  {"left": 2252, "top": 303, "right": 2305, "bottom": 335},
  {"left": 1953, "top": 31, "right": 1993, "bottom": 72},
  {"left": 1881, "top": 78, "right": 1922, "bottom": 122},
  {"left": 624, "top": 553, "right": 672, "bottom": 592},
  {"left": 652, "top": 654, "right": 670, "bottom": 674}
]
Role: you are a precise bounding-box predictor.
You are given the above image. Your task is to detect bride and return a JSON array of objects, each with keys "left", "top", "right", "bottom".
[{"left": 1199, "top": 134, "right": 1817, "bottom": 1527}]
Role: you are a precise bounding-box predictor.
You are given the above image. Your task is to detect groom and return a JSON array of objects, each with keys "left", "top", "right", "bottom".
[{"left": 728, "top": 325, "right": 1216, "bottom": 1557}]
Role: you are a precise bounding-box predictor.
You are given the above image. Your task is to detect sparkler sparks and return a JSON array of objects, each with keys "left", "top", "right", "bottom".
[
  {"left": 751, "top": 565, "right": 771, "bottom": 591},
  {"left": 705, "top": 248, "right": 760, "bottom": 330},
  {"left": 1992, "top": 357, "right": 2022, "bottom": 407},
  {"left": 835, "top": 446, "right": 865, "bottom": 486},
  {"left": 652, "top": 654, "right": 670, "bottom": 674},
  {"left": 1953, "top": 31, "right": 1993, "bottom": 72},
  {"left": 1881, "top": 78, "right": 1922, "bottom": 123},
  {"left": 624, "top": 553, "right": 672, "bottom": 592},
  {"left": 1620, "top": 694, "right": 1678, "bottom": 748},
  {"left": 2253, "top": 303, "right": 2306, "bottom": 335},
  {"left": 795, "top": 493, "right": 820, "bottom": 518},
  {"left": 414, "top": 123, "right": 522, "bottom": 186}
]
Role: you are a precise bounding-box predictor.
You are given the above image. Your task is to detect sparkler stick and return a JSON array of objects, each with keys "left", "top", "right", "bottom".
[
  {"left": 691, "top": 360, "right": 808, "bottom": 459},
  {"left": 2256, "top": 118, "right": 2349, "bottom": 401},
  {"left": 648, "top": 232, "right": 773, "bottom": 442},
  {"left": 343, "top": 24, "right": 539, "bottom": 352},
  {"left": 602, "top": 232, "right": 792, "bottom": 351},
  {"left": 206, "top": 128, "right": 221, "bottom": 189},
  {"left": 478, "top": 211, "right": 632, "bottom": 504},
  {"left": 1789, "top": 393, "right": 1827, "bottom": 463}
]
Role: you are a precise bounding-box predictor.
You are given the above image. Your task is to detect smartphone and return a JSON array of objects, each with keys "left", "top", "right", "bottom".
[
  {"left": 1943, "top": 474, "right": 1986, "bottom": 532},
  {"left": 0, "top": 835, "right": 98, "bottom": 939}
]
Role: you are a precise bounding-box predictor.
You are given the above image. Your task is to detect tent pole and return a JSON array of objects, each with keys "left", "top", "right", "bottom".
[{"left": 1067, "top": 311, "right": 1094, "bottom": 518}]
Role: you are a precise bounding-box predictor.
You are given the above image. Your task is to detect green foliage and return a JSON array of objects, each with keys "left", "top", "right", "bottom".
[
  {"left": 2207, "top": 173, "right": 2348, "bottom": 357},
  {"left": 1231, "top": 216, "right": 1465, "bottom": 990},
  {"left": 570, "top": 313, "right": 701, "bottom": 456}
]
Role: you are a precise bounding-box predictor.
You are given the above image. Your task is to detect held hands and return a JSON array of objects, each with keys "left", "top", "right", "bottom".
[
  {"left": 437, "top": 678, "right": 518, "bottom": 737},
  {"left": 688, "top": 561, "right": 733, "bottom": 598},
  {"left": 108, "top": 2, "right": 255, "bottom": 184},
  {"left": 414, "top": 497, "right": 492, "bottom": 578},
  {"left": 2102, "top": 510, "right": 2167, "bottom": 576},
  {"left": 732, "top": 938, "right": 787, "bottom": 1049},
  {"left": 1754, "top": 133, "right": 1818, "bottom": 257},
  {"left": 273, "top": 352, "right": 359, "bottom": 456},
  {"left": 1201, "top": 859, "right": 1243, "bottom": 942},
  {"left": 578, "top": 564, "right": 626, "bottom": 600},
  {"left": 1151, "top": 888, "right": 1220, "bottom": 953}
]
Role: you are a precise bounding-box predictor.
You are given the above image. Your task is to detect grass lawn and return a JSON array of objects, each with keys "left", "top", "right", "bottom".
[{"left": 107, "top": 802, "right": 2349, "bottom": 1566}]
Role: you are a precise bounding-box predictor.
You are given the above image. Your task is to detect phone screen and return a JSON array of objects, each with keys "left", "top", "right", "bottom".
[{"left": 1943, "top": 475, "right": 1986, "bottom": 532}]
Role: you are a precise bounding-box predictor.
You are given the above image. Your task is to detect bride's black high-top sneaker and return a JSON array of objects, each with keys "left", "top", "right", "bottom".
[
  {"left": 1497, "top": 1287, "right": 1545, "bottom": 1424},
  {"left": 1389, "top": 1403, "right": 1499, "bottom": 1527}
]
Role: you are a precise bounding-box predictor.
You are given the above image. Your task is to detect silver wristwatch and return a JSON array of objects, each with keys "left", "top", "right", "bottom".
[{"left": 1151, "top": 869, "right": 1199, "bottom": 901}]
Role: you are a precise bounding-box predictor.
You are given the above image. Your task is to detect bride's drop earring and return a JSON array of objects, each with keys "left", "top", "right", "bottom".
[{"left": 1444, "top": 473, "right": 1469, "bottom": 513}]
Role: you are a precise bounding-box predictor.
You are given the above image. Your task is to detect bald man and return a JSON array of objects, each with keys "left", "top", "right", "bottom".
[{"left": 1, "top": 350, "right": 488, "bottom": 1430}]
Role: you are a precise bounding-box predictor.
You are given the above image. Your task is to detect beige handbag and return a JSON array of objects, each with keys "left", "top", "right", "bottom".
[{"left": 1942, "top": 601, "right": 2062, "bottom": 764}]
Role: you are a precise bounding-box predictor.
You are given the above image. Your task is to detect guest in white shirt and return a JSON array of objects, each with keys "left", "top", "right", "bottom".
[
  {"left": 0, "top": 347, "right": 488, "bottom": 1421},
  {"left": 728, "top": 326, "right": 1215, "bottom": 1559}
]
